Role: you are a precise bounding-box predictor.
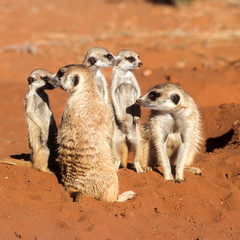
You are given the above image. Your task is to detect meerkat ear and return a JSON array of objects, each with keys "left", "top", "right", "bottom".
[
  {"left": 171, "top": 94, "right": 180, "bottom": 105},
  {"left": 27, "top": 76, "right": 34, "bottom": 85},
  {"left": 73, "top": 75, "right": 79, "bottom": 86},
  {"left": 88, "top": 57, "right": 97, "bottom": 66},
  {"left": 60, "top": 67, "right": 67, "bottom": 73},
  {"left": 57, "top": 67, "right": 67, "bottom": 78}
]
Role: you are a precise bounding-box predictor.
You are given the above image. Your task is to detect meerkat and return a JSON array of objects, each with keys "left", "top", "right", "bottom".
[
  {"left": 137, "top": 83, "right": 203, "bottom": 182},
  {"left": 83, "top": 47, "right": 117, "bottom": 104},
  {"left": 50, "top": 64, "right": 136, "bottom": 202},
  {"left": 111, "top": 49, "right": 144, "bottom": 173},
  {"left": 0, "top": 69, "right": 58, "bottom": 173}
]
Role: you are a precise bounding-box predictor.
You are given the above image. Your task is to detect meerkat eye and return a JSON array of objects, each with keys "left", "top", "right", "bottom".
[
  {"left": 171, "top": 94, "right": 180, "bottom": 105},
  {"left": 104, "top": 54, "right": 113, "bottom": 60},
  {"left": 73, "top": 75, "right": 79, "bottom": 86},
  {"left": 126, "top": 56, "right": 135, "bottom": 63},
  {"left": 88, "top": 57, "right": 97, "bottom": 66},
  {"left": 27, "top": 77, "right": 34, "bottom": 85},
  {"left": 148, "top": 91, "right": 161, "bottom": 101},
  {"left": 41, "top": 76, "right": 49, "bottom": 82}
]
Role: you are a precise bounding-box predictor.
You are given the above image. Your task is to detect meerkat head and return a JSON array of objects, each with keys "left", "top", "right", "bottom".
[
  {"left": 115, "top": 49, "right": 143, "bottom": 71},
  {"left": 27, "top": 69, "right": 54, "bottom": 91},
  {"left": 51, "top": 64, "right": 94, "bottom": 94},
  {"left": 83, "top": 47, "right": 117, "bottom": 69},
  {"left": 136, "top": 83, "right": 187, "bottom": 112}
]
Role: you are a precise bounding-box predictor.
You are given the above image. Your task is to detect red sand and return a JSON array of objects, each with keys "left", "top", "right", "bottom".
[{"left": 0, "top": 0, "right": 240, "bottom": 239}]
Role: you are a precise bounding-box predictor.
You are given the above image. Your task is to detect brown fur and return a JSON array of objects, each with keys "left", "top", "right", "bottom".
[{"left": 51, "top": 64, "right": 136, "bottom": 202}]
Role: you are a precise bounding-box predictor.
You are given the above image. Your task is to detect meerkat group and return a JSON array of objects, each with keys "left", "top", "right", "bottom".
[{"left": 0, "top": 46, "right": 203, "bottom": 202}]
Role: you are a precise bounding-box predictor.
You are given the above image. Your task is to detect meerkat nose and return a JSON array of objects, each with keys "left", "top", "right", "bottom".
[
  {"left": 136, "top": 98, "right": 141, "bottom": 105},
  {"left": 115, "top": 56, "right": 121, "bottom": 66},
  {"left": 138, "top": 62, "right": 143, "bottom": 67}
]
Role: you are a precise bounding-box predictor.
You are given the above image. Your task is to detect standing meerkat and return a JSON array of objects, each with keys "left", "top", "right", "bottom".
[
  {"left": 111, "top": 49, "right": 144, "bottom": 173},
  {"left": 0, "top": 69, "right": 58, "bottom": 173},
  {"left": 50, "top": 64, "right": 136, "bottom": 202},
  {"left": 137, "top": 83, "right": 202, "bottom": 182},
  {"left": 83, "top": 47, "right": 117, "bottom": 104}
]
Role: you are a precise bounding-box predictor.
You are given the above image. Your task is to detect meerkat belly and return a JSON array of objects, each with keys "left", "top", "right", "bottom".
[
  {"left": 95, "top": 78, "right": 104, "bottom": 96},
  {"left": 166, "top": 133, "right": 181, "bottom": 164},
  {"left": 36, "top": 102, "right": 52, "bottom": 132},
  {"left": 117, "top": 83, "right": 137, "bottom": 124},
  {"left": 164, "top": 115, "right": 182, "bottom": 164},
  {"left": 26, "top": 118, "right": 42, "bottom": 151}
]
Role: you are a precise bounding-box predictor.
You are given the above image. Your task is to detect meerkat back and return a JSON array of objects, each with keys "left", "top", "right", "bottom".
[{"left": 51, "top": 65, "right": 120, "bottom": 202}]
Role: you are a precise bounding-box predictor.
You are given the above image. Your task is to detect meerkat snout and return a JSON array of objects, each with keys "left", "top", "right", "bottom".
[
  {"left": 88, "top": 56, "right": 97, "bottom": 66},
  {"left": 138, "top": 62, "right": 143, "bottom": 67},
  {"left": 135, "top": 98, "right": 141, "bottom": 105},
  {"left": 114, "top": 56, "right": 121, "bottom": 66}
]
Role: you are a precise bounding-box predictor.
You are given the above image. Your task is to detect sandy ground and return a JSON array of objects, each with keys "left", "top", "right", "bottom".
[{"left": 0, "top": 0, "right": 240, "bottom": 239}]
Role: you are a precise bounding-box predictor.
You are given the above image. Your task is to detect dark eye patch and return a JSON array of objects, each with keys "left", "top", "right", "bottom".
[
  {"left": 104, "top": 54, "right": 113, "bottom": 60},
  {"left": 57, "top": 69, "right": 64, "bottom": 78},
  {"left": 27, "top": 77, "right": 34, "bottom": 85},
  {"left": 148, "top": 91, "right": 161, "bottom": 101},
  {"left": 41, "top": 76, "right": 49, "bottom": 82},
  {"left": 126, "top": 56, "right": 135, "bottom": 63},
  {"left": 88, "top": 56, "right": 97, "bottom": 66},
  {"left": 171, "top": 94, "right": 180, "bottom": 105}
]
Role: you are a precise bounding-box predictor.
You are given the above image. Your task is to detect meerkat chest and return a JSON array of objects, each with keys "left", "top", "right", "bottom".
[
  {"left": 35, "top": 94, "right": 52, "bottom": 123},
  {"left": 95, "top": 71, "right": 105, "bottom": 83},
  {"left": 117, "top": 72, "right": 139, "bottom": 94},
  {"left": 153, "top": 113, "right": 182, "bottom": 135},
  {"left": 120, "top": 71, "right": 134, "bottom": 84},
  {"left": 94, "top": 71, "right": 106, "bottom": 95}
]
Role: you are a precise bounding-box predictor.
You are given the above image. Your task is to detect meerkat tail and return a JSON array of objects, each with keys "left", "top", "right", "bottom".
[
  {"left": 184, "top": 166, "right": 202, "bottom": 175},
  {"left": 116, "top": 190, "right": 137, "bottom": 202},
  {"left": 0, "top": 158, "right": 31, "bottom": 167}
]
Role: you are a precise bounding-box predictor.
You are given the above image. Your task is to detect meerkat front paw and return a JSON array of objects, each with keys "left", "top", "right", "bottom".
[
  {"left": 165, "top": 176, "right": 174, "bottom": 182},
  {"left": 184, "top": 166, "right": 202, "bottom": 175},
  {"left": 133, "top": 116, "right": 140, "bottom": 124},
  {"left": 37, "top": 167, "right": 54, "bottom": 175},
  {"left": 114, "top": 160, "right": 121, "bottom": 171},
  {"left": 117, "top": 116, "right": 125, "bottom": 124},
  {"left": 146, "top": 166, "right": 153, "bottom": 172},
  {"left": 175, "top": 178, "right": 184, "bottom": 183},
  {"left": 135, "top": 162, "right": 144, "bottom": 173}
]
